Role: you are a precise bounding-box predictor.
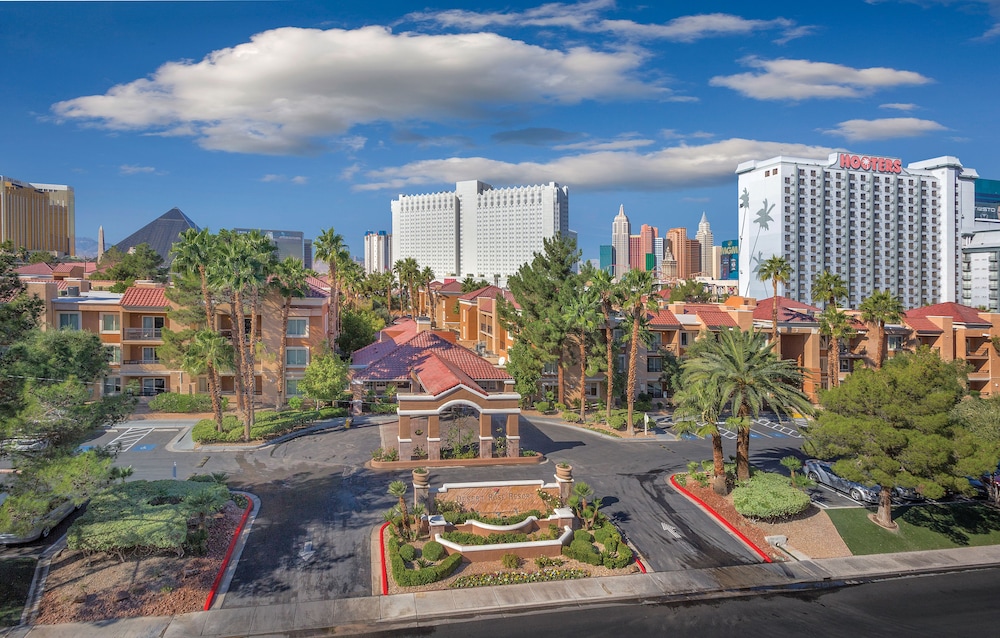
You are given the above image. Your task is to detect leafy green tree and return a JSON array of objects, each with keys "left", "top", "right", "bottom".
[
  {"left": 28, "top": 251, "right": 56, "bottom": 265},
  {"left": 298, "top": 346, "right": 349, "bottom": 406},
  {"left": 805, "top": 348, "right": 994, "bottom": 528},
  {"left": 819, "top": 307, "right": 855, "bottom": 389},
  {"left": 460, "top": 275, "right": 489, "bottom": 293},
  {"left": 337, "top": 306, "right": 386, "bottom": 356},
  {"left": 685, "top": 327, "right": 813, "bottom": 481},
  {"left": 616, "top": 269, "right": 658, "bottom": 435},
  {"left": 859, "top": 290, "right": 904, "bottom": 369},
  {"left": 658, "top": 350, "right": 683, "bottom": 399},
  {"left": 668, "top": 279, "right": 711, "bottom": 303},
  {"left": 181, "top": 331, "right": 234, "bottom": 430},
  {"left": 0, "top": 254, "right": 43, "bottom": 421},
  {"left": 505, "top": 342, "right": 543, "bottom": 405},
  {"left": 758, "top": 255, "right": 792, "bottom": 351},
  {"left": 951, "top": 395, "right": 1000, "bottom": 503},
  {"left": 100, "top": 243, "right": 167, "bottom": 283}
]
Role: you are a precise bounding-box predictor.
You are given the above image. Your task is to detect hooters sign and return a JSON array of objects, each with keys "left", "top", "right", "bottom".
[{"left": 839, "top": 153, "right": 902, "bottom": 174}]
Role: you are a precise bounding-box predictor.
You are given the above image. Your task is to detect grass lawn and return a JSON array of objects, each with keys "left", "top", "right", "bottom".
[
  {"left": 827, "top": 502, "right": 1000, "bottom": 555},
  {"left": 0, "top": 557, "right": 37, "bottom": 626}
]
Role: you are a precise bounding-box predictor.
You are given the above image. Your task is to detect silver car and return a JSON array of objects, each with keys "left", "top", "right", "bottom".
[
  {"left": 0, "top": 493, "right": 77, "bottom": 544},
  {"left": 804, "top": 459, "right": 880, "bottom": 504}
]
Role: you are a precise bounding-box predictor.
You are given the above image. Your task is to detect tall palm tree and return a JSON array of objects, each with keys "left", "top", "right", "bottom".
[
  {"left": 672, "top": 380, "right": 726, "bottom": 494},
  {"left": 616, "top": 269, "right": 658, "bottom": 436},
  {"left": 418, "top": 266, "right": 435, "bottom": 318},
  {"left": 859, "top": 290, "right": 904, "bottom": 369},
  {"left": 314, "top": 228, "right": 348, "bottom": 349},
  {"left": 181, "top": 330, "right": 234, "bottom": 431},
  {"left": 587, "top": 265, "right": 618, "bottom": 421},
  {"left": 685, "top": 327, "right": 813, "bottom": 481},
  {"left": 392, "top": 259, "right": 407, "bottom": 317},
  {"left": 819, "top": 306, "right": 856, "bottom": 389},
  {"left": 402, "top": 257, "right": 420, "bottom": 317},
  {"left": 272, "top": 257, "right": 308, "bottom": 408},
  {"left": 758, "top": 255, "right": 792, "bottom": 353},
  {"left": 811, "top": 270, "right": 848, "bottom": 310},
  {"left": 562, "top": 287, "right": 602, "bottom": 422},
  {"left": 171, "top": 228, "right": 225, "bottom": 430},
  {"left": 339, "top": 259, "right": 364, "bottom": 310}
]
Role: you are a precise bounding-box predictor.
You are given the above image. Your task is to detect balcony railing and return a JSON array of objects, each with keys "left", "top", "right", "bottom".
[{"left": 124, "top": 328, "right": 162, "bottom": 340}]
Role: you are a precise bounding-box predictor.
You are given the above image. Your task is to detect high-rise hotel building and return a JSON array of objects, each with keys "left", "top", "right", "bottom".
[
  {"left": 1, "top": 176, "right": 75, "bottom": 256},
  {"left": 391, "top": 180, "right": 571, "bottom": 286},
  {"left": 736, "top": 153, "right": 978, "bottom": 309},
  {"left": 364, "top": 230, "right": 392, "bottom": 274}
]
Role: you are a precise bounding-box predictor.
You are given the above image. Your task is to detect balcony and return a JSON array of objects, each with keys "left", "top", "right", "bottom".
[
  {"left": 120, "top": 359, "right": 165, "bottom": 374},
  {"left": 124, "top": 328, "right": 163, "bottom": 341}
]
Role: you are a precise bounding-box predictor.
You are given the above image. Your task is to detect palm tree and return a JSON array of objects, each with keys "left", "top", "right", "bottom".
[
  {"left": 339, "top": 259, "right": 364, "bottom": 310},
  {"left": 758, "top": 255, "right": 792, "bottom": 352},
  {"left": 393, "top": 259, "right": 408, "bottom": 316},
  {"left": 616, "top": 269, "right": 658, "bottom": 436},
  {"left": 387, "top": 480, "right": 411, "bottom": 539},
  {"left": 181, "top": 330, "right": 234, "bottom": 431},
  {"left": 418, "top": 266, "right": 435, "bottom": 318},
  {"left": 685, "top": 327, "right": 813, "bottom": 481},
  {"left": 272, "top": 257, "right": 308, "bottom": 408},
  {"left": 673, "top": 380, "right": 726, "bottom": 494},
  {"left": 811, "top": 270, "right": 848, "bottom": 310},
  {"left": 314, "top": 228, "right": 348, "bottom": 348},
  {"left": 859, "top": 290, "right": 903, "bottom": 369},
  {"left": 587, "top": 265, "right": 618, "bottom": 421},
  {"left": 171, "top": 228, "right": 225, "bottom": 430},
  {"left": 562, "top": 287, "right": 602, "bottom": 422},
  {"left": 402, "top": 258, "right": 420, "bottom": 317},
  {"left": 818, "top": 306, "right": 855, "bottom": 389}
]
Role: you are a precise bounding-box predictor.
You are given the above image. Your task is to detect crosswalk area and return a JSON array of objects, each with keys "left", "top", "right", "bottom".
[
  {"left": 671, "top": 416, "right": 805, "bottom": 441},
  {"left": 106, "top": 426, "right": 156, "bottom": 452}
]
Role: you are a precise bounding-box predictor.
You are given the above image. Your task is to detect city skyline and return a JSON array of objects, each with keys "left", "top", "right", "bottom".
[{"left": 4, "top": 1, "right": 1000, "bottom": 264}]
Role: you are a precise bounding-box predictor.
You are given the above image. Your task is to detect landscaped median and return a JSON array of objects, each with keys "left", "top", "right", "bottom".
[{"left": 191, "top": 407, "right": 348, "bottom": 444}]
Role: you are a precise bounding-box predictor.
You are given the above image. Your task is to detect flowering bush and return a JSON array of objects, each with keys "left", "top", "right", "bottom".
[{"left": 450, "top": 568, "right": 589, "bottom": 588}]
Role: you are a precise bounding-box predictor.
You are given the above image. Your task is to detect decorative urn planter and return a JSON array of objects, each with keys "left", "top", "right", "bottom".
[
  {"left": 412, "top": 468, "right": 430, "bottom": 488},
  {"left": 555, "top": 464, "right": 573, "bottom": 481}
]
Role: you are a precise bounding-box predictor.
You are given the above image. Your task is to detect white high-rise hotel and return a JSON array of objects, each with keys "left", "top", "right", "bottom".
[
  {"left": 737, "top": 152, "right": 978, "bottom": 309},
  {"left": 391, "top": 180, "right": 572, "bottom": 285}
]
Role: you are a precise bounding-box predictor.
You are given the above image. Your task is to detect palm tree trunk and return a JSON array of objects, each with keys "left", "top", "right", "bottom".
[
  {"left": 557, "top": 348, "right": 565, "bottom": 406},
  {"left": 829, "top": 338, "right": 839, "bottom": 389},
  {"left": 228, "top": 305, "right": 246, "bottom": 417},
  {"left": 207, "top": 362, "right": 223, "bottom": 432},
  {"left": 772, "top": 279, "right": 780, "bottom": 354},
  {"left": 874, "top": 324, "right": 885, "bottom": 369},
  {"left": 736, "top": 413, "right": 750, "bottom": 481},
  {"left": 331, "top": 271, "right": 341, "bottom": 349},
  {"left": 278, "top": 296, "right": 290, "bottom": 408},
  {"left": 579, "top": 334, "right": 587, "bottom": 422},
  {"left": 232, "top": 292, "right": 253, "bottom": 441},
  {"left": 605, "top": 323, "right": 614, "bottom": 421},
  {"left": 627, "top": 313, "right": 640, "bottom": 437},
  {"left": 875, "top": 486, "right": 895, "bottom": 527},
  {"left": 711, "top": 432, "right": 727, "bottom": 495}
]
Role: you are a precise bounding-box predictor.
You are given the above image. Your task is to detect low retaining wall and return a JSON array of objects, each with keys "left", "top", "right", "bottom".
[{"left": 430, "top": 508, "right": 576, "bottom": 563}]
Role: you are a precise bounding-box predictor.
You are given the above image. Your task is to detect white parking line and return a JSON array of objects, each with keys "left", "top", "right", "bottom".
[{"left": 107, "top": 427, "right": 155, "bottom": 453}]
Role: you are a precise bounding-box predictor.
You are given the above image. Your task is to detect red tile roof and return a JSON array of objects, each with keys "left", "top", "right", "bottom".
[
  {"left": 752, "top": 296, "right": 820, "bottom": 323},
  {"left": 903, "top": 313, "right": 944, "bottom": 334},
  {"left": 480, "top": 298, "right": 494, "bottom": 313},
  {"left": 459, "top": 285, "right": 504, "bottom": 301},
  {"left": 15, "top": 263, "right": 54, "bottom": 276},
  {"left": 52, "top": 262, "right": 82, "bottom": 275},
  {"left": 906, "top": 302, "right": 991, "bottom": 328},
  {"left": 436, "top": 280, "right": 464, "bottom": 293},
  {"left": 695, "top": 309, "right": 737, "bottom": 329},
  {"left": 648, "top": 309, "right": 681, "bottom": 328},
  {"left": 120, "top": 286, "right": 169, "bottom": 308},
  {"left": 353, "top": 331, "right": 511, "bottom": 384},
  {"left": 414, "top": 353, "right": 487, "bottom": 397}
]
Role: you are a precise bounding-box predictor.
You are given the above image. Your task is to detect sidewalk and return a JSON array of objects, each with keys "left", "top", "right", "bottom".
[{"left": 6, "top": 544, "right": 1000, "bottom": 637}]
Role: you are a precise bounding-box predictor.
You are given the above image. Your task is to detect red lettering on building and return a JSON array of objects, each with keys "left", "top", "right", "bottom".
[{"left": 837, "top": 154, "right": 902, "bottom": 174}]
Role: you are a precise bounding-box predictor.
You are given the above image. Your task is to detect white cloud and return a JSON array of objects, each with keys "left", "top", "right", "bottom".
[
  {"left": 554, "top": 135, "right": 655, "bottom": 151},
  {"left": 52, "top": 25, "right": 660, "bottom": 155},
  {"left": 880, "top": 102, "right": 918, "bottom": 111},
  {"left": 119, "top": 164, "right": 162, "bottom": 175},
  {"left": 291, "top": 176, "right": 308, "bottom": 185},
  {"left": 409, "top": 3, "right": 811, "bottom": 43},
  {"left": 260, "top": 174, "right": 309, "bottom": 185},
  {"left": 822, "top": 117, "right": 946, "bottom": 141},
  {"left": 354, "top": 138, "right": 839, "bottom": 192},
  {"left": 710, "top": 57, "right": 932, "bottom": 100}
]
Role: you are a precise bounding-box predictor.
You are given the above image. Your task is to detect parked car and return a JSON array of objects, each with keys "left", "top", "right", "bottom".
[
  {"left": 891, "top": 486, "right": 925, "bottom": 502},
  {"left": 803, "top": 459, "right": 880, "bottom": 503},
  {"left": 0, "top": 493, "right": 77, "bottom": 544},
  {"left": 0, "top": 437, "right": 48, "bottom": 453}
]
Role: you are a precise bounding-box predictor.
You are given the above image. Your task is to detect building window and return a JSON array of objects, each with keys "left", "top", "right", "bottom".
[
  {"left": 198, "top": 377, "right": 209, "bottom": 393},
  {"left": 106, "top": 345, "right": 122, "bottom": 365},
  {"left": 286, "top": 378, "right": 303, "bottom": 396},
  {"left": 58, "top": 313, "right": 80, "bottom": 330},
  {"left": 141, "top": 378, "right": 166, "bottom": 396},
  {"left": 287, "top": 318, "right": 308, "bottom": 337},
  {"left": 887, "top": 335, "right": 903, "bottom": 351},
  {"left": 103, "top": 377, "right": 122, "bottom": 396},
  {"left": 543, "top": 362, "right": 558, "bottom": 375},
  {"left": 101, "top": 313, "right": 120, "bottom": 333},
  {"left": 286, "top": 347, "right": 309, "bottom": 367},
  {"left": 647, "top": 357, "right": 662, "bottom": 373},
  {"left": 680, "top": 332, "right": 689, "bottom": 346}
]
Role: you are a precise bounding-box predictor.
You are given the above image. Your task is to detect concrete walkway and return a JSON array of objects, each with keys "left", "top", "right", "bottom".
[{"left": 6, "top": 544, "right": 1000, "bottom": 637}]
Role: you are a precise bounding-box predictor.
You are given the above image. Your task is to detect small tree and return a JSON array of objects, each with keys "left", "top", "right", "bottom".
[
  {"left": 779, "top": 456, "right": 802, "bottom": 479},
  {"left": 298, "top": 346, "right": 349, "bottom": 407},
  {"left": 387, "top": 480, "right": 412, "bottom": 538}
]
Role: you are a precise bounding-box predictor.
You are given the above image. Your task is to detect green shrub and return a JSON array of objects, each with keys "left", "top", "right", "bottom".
[
  {"left": 441, "top": 531, "right": 529, "bottom": 546},
  {"left": 148, "top": 393, "right": 225, "bottom": 413},
  {"left": 732, "top": 472, "right": 811, "bottom": 521},
  {"left": 441, "top": 510, "right": 544, "bottom": 526},
  {"left": 573, "top": 529, "right": 594, "bottom": 543},
  {"left": 593, "top": 524, "right": 618, "bottom": 547},
  {"left": 398, "top": 543, "right": 416, "bottom": 562},
  {"left": 422, "top": 540, "right": 445, "bottom": 562},
  {"left": 601, "top": 542, "right": 632, "bottom": 569},
  {"left": 534, "top": 555, "right": 564, "bottom": 569},
  {"left": 554, "top": 402, "right": 567, "bottom": 412},
  {"left": 534, "top": 401, "right": 551, "bottom": 413},
  {"left": 370, "top": 403, "right": 398, "bottom": 414},
  {"left": 562, "top": 538, "right": 601, "bottom": 565},
  {"left": 607, "top": 412, "right": 628, "bottom": 430},
  {"left": 562, "top": 411, "right": 582, "bottom": 423},
  {"left": 501, "top": 553, "right": 521, "bottom": 569},
  {"left": 634, "top": 400, "right": 652, "bottom": 412},
  {"left": 388, "top": 536, "right": 463, "bottom": 587}
]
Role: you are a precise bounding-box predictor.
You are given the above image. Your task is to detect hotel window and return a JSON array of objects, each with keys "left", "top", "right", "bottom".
[
  {"left": 543, "top": 362, "right": 558, "bottom": 375},
  {"left": 680, "top": 332, "right": 689, "bottom": 346},
  {"left": 58, "top": 313, "right": 80, "bottom": 330},
  {"left": 286, "top": 347, "right": 309, "bottom": 367},
  {"left": 287, "top": 318, "right": 308, "bottom": 337},
  {"left": 101, "top": 313, "right": 120, "bottom": 333},
  {"left": 103, "top": 377, "right": 122, "bottom": 396},
  {"left": 106, "top": 345, "right": 122, "bottom": 365},
  {"left": 286, "top": 378, "right": 303, "bottom": 396},
  {"left": 887, "top": 335, "right": 903, "bottom": 351},
  {"left": 647, "top": 357, "right": 662, "bottom": 373}
]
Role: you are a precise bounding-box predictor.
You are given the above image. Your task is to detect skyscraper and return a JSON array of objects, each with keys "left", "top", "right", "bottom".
[
  {"left": 667, "top": 227, "right": 701, "bottom": 279},
  {"left": 599, "top": 245, "right": 614, "bottom": 274},
  {"left": 695, "top": 213, "right": 714, "bottom": 276},
  {"left": 639, "top": 224, "right": 658, "bottom": 272},
  {"left": 364, "top": 230, "right": 392, "bottom": 274},
  {"left": 0, "top": 176, "right": 75, "bottom": 256},
  {"left": 611, "top": 205, "right": 630, "bottom": 279}
]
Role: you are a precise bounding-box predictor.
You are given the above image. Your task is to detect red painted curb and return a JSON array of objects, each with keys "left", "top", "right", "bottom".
[
  {"left": 204, "top": 496, "right": 254, "bottom": 611},
  {"left": 669, "top": 475, "right": 772, "bottom": 563},
  {"left": 636, "top": 558, "right": 647, "bottom": 574},
  {"left": 379, "top": 521, "right": 390, "bottom": 595}
]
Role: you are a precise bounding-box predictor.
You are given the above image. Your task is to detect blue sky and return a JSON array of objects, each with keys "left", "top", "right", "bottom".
[{"left": 4, "top": 0, "right": 1000, "bottom": 265}]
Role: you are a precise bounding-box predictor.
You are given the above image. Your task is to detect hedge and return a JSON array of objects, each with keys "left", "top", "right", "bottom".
[
  {"left": 440, "top": 509, "right": 545, "bottom": 527},
  {"left": 441, "top": 531, "right": 530, "bottom": 546},
  {"left": 148, "top": 393, "right": 228, "bottom": 413},
  {"left": 387, "top": 536, "right": 463, "bottom": 587},
  {"left": 191, "top": 407, "right": 349, "bottom": 443},
  {"left": 562, "top": 538, "right": 602, "bottom": 566},
  {"left": 732, "top": 472, "right": 812, "bottom": 521}
]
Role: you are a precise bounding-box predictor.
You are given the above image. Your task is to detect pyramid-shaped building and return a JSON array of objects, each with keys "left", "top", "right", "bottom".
[{"left": 113, "top": 207, "right": 199, "bottom": 266}]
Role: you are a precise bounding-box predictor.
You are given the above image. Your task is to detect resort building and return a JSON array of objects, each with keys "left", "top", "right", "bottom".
[{"left": 1, "top": 176, "right": 75, "bottom": 256}]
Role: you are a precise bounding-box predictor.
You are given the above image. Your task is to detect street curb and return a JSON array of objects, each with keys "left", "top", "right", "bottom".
[
  {"left": 209, "top": 491, "right": 260, "bottom": 610},
  {"left": 204, "top": 493, "right": 255, "bottom": 610},
  {"left": 20, "top": 533, "right": 68, "bottom": 626}
]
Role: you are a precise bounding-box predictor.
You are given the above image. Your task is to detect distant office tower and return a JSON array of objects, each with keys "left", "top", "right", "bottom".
[
  {"left": 612, "top": 205, "right": 630, "bottom": 278},
  {"left": 629, "top": 235, "right": 643, "bottom": 271},
  {"left": 303, "top": 239, "right": 313, "bottom": 270},
  {"left": 662, "top": 241, "right": 678, "bottom": 279},
  {"left": 695, "top": 213, "right": 714, "bottom": 276},
  {"left": 639, "top": 224, "right": 658, "bottom": 271},
  {"left": 599, "top": 245, "right": 615, "bottom": 274},
  {"left": 736, "top": 152, "right": 976, "bottom": 307},
  {"left": 391, "top": 180, "right": 570, "bottom": 286},
  {"left": 667, "top": 227, "right": 701, "bottom": 279},
  {"left": 0, "top": 176, "right": 75, "bottom": 256},
  {"left": 364, "top": 230, "right": 392, "bottom": 274},
  {"left": 234, "top": 228, "right": 308, "bottom": 264},
  {"left": 653, "top": 237, "right": 665, "bottom": 278}
]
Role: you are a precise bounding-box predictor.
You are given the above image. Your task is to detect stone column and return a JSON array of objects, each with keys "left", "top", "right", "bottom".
[
  {"left": 555, "top": 464, "right": 574, "bottom": 506},
  {"left": 398, "top": 414, "right": 412, "bottom": 461},
  {"left": 412, "top": 469, "right": 430, "bottom": 511},
  {"left": 479, "top": 411, "right": 493, "bottom": 458},
  {"left": 505, "top": 413, "right": 520, "bottom": 458},
  {"left": 427, "top": 414, "right": 441, "bottom": 461}
]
